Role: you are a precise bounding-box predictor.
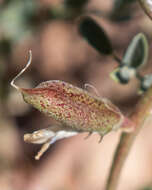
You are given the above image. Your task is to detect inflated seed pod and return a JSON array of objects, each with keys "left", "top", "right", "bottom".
[{"left": 11, "top": 51, "right": 134, "bottom": 159}]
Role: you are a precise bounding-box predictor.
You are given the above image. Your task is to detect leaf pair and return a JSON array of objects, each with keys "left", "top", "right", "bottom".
[
  {"left": 110, "top": 33, "right": 148, "bottom": 84},
  {"left": 79, "top": 16, "right": 149, "bottom": 91}
]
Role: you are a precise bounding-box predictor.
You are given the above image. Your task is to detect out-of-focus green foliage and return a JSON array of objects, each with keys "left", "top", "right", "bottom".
[
  {"left": 140, "top": 186, "right": 152, "bottom": 190},
  {"left": 0, "top": 0, "right": 38, "bottom": 42},
  {"left": 50, "top": 0, "right": 89, "bottom": 19},
  {"left": 0, "top": 38, "right": 11, "bottom": 56},
  {"left": 110, "top": 0, "right": 137, "bottom": 21},
  {"left": 138, "top": 74, "right": 152, "bottom": 93},
  {"left": 78, "top": 16, "right": 113, "bottom": 55},
  {"left": 64, "top": 0, "right": 88, "bottom": 11},
  {"left": 113, "top": 0, "right": 136, "bottom": 10}
]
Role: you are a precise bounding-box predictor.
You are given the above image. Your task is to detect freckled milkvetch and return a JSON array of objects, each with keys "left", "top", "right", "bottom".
[{"left": 11, "top": 51, "right": 134, "bottom": 160}]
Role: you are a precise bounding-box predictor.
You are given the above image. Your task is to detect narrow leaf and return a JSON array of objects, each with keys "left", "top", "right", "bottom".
[
  {"left": 122, "top": 33, "right": 148, "bottom": 69},
  {"left": 78, "top": 16, "right": 113, "bottom": 55}
]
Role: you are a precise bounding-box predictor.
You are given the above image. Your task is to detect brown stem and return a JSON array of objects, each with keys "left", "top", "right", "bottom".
[
  {"left": 139, "top": 0, "right": 152, "bottom": 20},
  {"left": 105, "top": 86, "right": 152, "bottom": 190},
  {"left": 112, "top": 52, "right": 121, "bottom": 65}
]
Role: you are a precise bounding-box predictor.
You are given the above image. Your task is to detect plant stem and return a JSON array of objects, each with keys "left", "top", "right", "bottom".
[
  {"left": 139, "top": 0, "right": 152, "bottom": 20},
  {"left": 105, "top": 86, "right": 152, "bottom": 190},
  {"left": 112, "top": 52, "right": 122, "bottom": 65}
]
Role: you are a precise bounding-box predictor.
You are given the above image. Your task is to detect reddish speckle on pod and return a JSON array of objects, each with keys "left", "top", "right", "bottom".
[{"left": 11, "top": 51, "right": 134, "bottom": 139}]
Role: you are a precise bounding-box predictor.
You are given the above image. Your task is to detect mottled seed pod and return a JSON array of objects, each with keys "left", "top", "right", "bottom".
[
  {"left": 21, "top": 81, "right": 133, "bottom": 135},
  {"left": 11, "top": 51, "right": 134, "bottom": 159}
]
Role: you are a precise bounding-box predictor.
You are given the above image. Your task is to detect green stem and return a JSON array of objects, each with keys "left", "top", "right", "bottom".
[
  {"left": 112, "top": 52, "right": 122, "bottom": 65},
  {"left": 105, "top": 86, "right": 152, "bottom": 190},
  {"left": 139, "top": 0, "right": 152, "bottom": 20}
]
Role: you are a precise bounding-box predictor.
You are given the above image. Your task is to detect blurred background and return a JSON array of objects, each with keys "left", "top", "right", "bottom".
[{"left": 1, "top": 0, "right": 152, "bottom": 190}]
